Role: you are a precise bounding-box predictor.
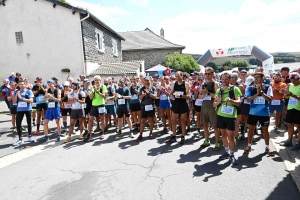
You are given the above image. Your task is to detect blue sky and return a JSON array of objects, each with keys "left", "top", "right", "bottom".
[{"left": 68, "top": 0, "right": 300, "bottom": 54}]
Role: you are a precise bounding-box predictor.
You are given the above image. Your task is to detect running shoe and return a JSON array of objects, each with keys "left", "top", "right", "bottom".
[
  {"left": 116, "top": 133, "right": 123, "bottom": 138},
  {"left": 291, "top": 143, "right": 300, "bottom": 151},
  {"left": 64, "top": 137, "right": 72, "bottom": 143},
  {"left": 230, "top": 154, "right": 238, "bottom": 165},
  {"left": 136, "top": 134, "right": 143, "bottom": 142},
  {"left": 79, "top": 134, "right": 84, "bottom": 140},
  {"left": 280, "top": 140, "right": 293, "bottom": 147},
  {"left": 56, "top": 135, "right": 61, "bottom": 142},
  {"left": 155, "top": 124, "right": 159, "bottom": 130},
  {"left": 244, "top": 146, "right": 251, "bottom": 154},
  {"left": 21, "top": 126, "right": 27, "bottom": 131},
  {"left": 129, "top": 132, "right": 134, "bottom": 138},
  {"left": 165, "top": 136, "right": 177, "bottom": 144},
  {"left": 12, "top": 128, "right": 17, "bottom": 133},
  {"left": 41, "top": 120, "right": 44, "bottom": 125},
  {"left": 40, "top": 136, "right": 49, "bottom": 143},
  {"left": 84, "top": 134, "right": 92, "bottom": 142},
  {"left": 27, "top": 137, "right": 35, "bottom": 143},
  {"left": 13, "top": 140, "right": 23, "bottom": 147},
  {"left": 257, "top": 124, "right": 262, "bottom": 130},
  {"left": 200, "top": 140, "right": 211, "bottom": 149},
  {"left": 219, "top": 152, "right": 230, "bottom": 160},
  {"left": 99, "top": 133, "right": 104, "bottom": 140},
  {"left": 34, "top": 130, "right": 40, "bottom": 135},
  {"left": 237, "top": 134, "right": 245, "bottom": 141},
  {"left": 214, "top": 142, "right": 221, "bottom": 151},
  {"left": 180, "top": 136, "right": 186, "bottom": 145},
  {"left": 149, "top": 133, "right": 154, "bottom": 139},
  {"left": 274, "top": 127, "right": 280, "bottom": 134}
]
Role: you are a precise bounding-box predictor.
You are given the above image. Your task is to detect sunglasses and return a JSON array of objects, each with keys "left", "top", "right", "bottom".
[{"left": 205, "top": 73, "right": 211, "bottom": 75}]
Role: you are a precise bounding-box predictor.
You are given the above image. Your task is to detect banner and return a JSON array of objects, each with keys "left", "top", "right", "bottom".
[{"left": 210, "top": 46, "right": 253, "bottom": 58}]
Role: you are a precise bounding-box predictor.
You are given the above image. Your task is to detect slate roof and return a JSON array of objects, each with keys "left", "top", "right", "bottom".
[
  {"left": 45, "top": 0, "right": 125, "bottom": 40},
  {"left": 118, "top": 28, "right": 185, "bottom": 51},
  {"left": 88, "top": 60, "right": 143, "bottom": 76}
]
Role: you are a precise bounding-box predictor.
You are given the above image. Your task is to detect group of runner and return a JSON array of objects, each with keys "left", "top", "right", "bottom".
[{"left": 2, "top": 66, "right": 300, "bottom": 165}]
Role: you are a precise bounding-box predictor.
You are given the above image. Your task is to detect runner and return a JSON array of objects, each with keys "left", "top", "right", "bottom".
[
  {"left": 2, "top": 79, "right": 10, "bottom": 111},
  {"left": 152, "top": 74, "right": 161, "bottom": 130},
  {"left": 32, "top": 77, "right": 47, "bottom": 135},
  {"left": 244, "top": 72, "right": 275, "bottom": 156},
  {"left": 281, "top": 72, "right": 300, "bottom": 150},
  {"left": 61, "top": 81, "right": 72, "bottom": 135},
  {"left": 213, "top": 73, "right": 242, "bottom": 165},
  {"left": 270, "top": 73, "right": 286, "bottom": 134},
  {"left": 129, "top": 76, "right": 142, "bottom": 132},
  {"left": 104, "top": 78, "right": 117, "bottom": 131},
  {"left": 136, "top": 76, "right": 157, "bottom": 141},
  {"left": 199, "top": 67, "right": 220, "bottom": 150},
  {"left": 157, "top": 76, "right": 172, "bottom": 133},
  {"left": 194, "top": 76, "right": 204, "bottom": 135},
  {"left": 40, "top": 80, "right": 61, "bottom": 142},
  {"left": 12, "top": 80, "right": 34, "bottom": 146},
  {"left": 6, "top": 82, "right": 17, "bottom": 132},
  {"left": 165, "top": 71, "right": 191, "bottom": 145},
  {"left": 115, "top": 78, "right": 134, "bottom": 138},
  {"left": 82, "top": 79, "right": 92, "bottom": 136},
  {"left": 84, "top": 75, "right": 107, "bottom": 142},
  {"left": 64, "top": 81, "right": 86, "bottom": 142}
]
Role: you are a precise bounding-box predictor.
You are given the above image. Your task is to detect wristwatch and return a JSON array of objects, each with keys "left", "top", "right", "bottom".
[{"left": 260, "top": 91, "right": 264, "bottom": 95}]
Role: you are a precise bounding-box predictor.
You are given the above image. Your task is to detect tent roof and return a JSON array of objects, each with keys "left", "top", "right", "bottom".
[{"left": 145, "top": 64, "right": 169, "bottom": 72}]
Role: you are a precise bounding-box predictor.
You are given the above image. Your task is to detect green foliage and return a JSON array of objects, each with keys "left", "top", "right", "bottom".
[
  {"left": 222, "top": 58, "right": 249, "bottom": 69},
  {"left": 162, "top": 52, "right": 199, "bottom": 73},
  {"left": 58, "top": 0, "right": 70, "bottom": 4}
]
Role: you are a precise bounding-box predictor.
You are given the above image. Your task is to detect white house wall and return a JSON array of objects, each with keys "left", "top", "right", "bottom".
[{"left": 0, "top": 0, "right": 84, "bottom": 82}]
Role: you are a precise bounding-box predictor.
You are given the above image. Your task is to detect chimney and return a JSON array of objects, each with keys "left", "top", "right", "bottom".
[{"left": 160, "top": 28, "right": 164, "bottom": 38}]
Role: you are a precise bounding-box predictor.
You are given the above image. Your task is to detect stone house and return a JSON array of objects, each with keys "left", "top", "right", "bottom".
[
  {"left": 119, "top": 28, "right": 185, "bottom": 70},
  {"left": 0, "top": 0, "right": 143, "bottom": 82}
]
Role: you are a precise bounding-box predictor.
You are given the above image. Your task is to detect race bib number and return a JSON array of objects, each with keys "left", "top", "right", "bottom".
[
  {"left": 65, "top": 104, "right": 72, "bottom": 109},
  {"left": 271, "top": 100, "right": 281, "bottom": 106},
  {"left": 288, "top": 97, "right": 298, "bottom": 106},
  {"left": 253, "top": 97, "right": 265, "bottom": 104},
  {"left": 32, "top": 103, "right": 37, "bottom": 107},
  {"left": 195, "top": 99, "right": 203, "bottom": 106},
  {"left": 175, "top": 91, "right": 184, "bottom": 98},
  {"left": 203, "top": 95, "right": 211, "bottom": 100},
  {"left": 160, "top": 94, "right": 168, "bottom": 100},
  {"left": 221, "top": 105, "right": 234, "bottom": 115},
  {"left": 98, "top": 107, "right": 106, "bottom": 114},
  {"left": 72, "top": 103, "right": 82, "bottom": 109},
  {"left": 38, "top": 95, "right": 45, "bottom": 102},
  {"left": 131, "top": 94, "right": 138, "bottom": 100},
  {"left": 118, "top": 99, "right": 125, "bottom": 105},
  {"left": 145, "top": 104, "right": 153, "bottom": 111},
  {"left": 18, "top": 102, "right": 27, "bottom": 108},
  {"left": 48, "top": 102, "right": 55, "bottom": 108},
  {"left": 191, "top": 95, "right": 195, "bottom": 100}
]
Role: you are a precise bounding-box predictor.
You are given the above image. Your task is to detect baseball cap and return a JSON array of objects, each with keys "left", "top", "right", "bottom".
[
  {"left": 193, "top": 71, "right": 199, "bottom": 75},
  {"left": 245, "top": 76, "right": 254, "bottom": 86},
  {"left": 72, "top": 81, "right": 80, "bottom": 86},
  {"left": 263, "top": 78, "right": 271, "bottom": 85},
  {"left": 63, "top": 81, "right": 70, "bottom": 86},
  {"left": 144, "top": 76, "right": 150, "bottom": 81},
  {"left": 107, "top": 77, "right": 112, "bottom": 80},
  {"left": 230, "top": 73, "right": 238, "bottom": 78},
  {"left": 198, "top": 76, "right": 204, "bottom": 80},
  {"left": 47, "top": 79, "right": 54, "bottom": 84},
  {"left": 11, "top": 72, "right": 15, "bottom": 75},
  {"left": 240, "top": 70, "right": 247, "bottom": 74},
  {"left": 119, "top": 78, "right": 125, "bottom": 82},
  {"left": 79, "top": 74, "right": 85, "bottom": 78},
  {"left": 36, "top": 77, "right": 42, "bottom": 81},
  {"left": 83, "top": 79, "right": 90, "bottom": 83},
  {"left": 289, "top": 72, "right": 300, "bottom": 79},
  {"left": 153, "top": 74, "right": 159, "bottom": 78},
  {"left": 52, "top": 77, "right": 58, "bottom": 81}
]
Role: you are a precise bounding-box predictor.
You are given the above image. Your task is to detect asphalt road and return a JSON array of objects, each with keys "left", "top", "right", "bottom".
[{"left": 0, "top": 101, "right": 299, "bottom": 200}]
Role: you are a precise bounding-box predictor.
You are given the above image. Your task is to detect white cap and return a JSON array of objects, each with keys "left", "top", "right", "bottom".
[
  {"left": 63, "top": 81, "right": 70, "bottom": 86},
  {"left": 245, "top": 76, "right": 254, "bottom": 86},
  {"left": 11, "top": 72, "right": 15, "bottom": 75}
]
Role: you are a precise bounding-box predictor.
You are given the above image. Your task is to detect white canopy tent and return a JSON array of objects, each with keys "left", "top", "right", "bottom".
[{"left": 145, "top": 64, "right": 168, "bottom": 72}]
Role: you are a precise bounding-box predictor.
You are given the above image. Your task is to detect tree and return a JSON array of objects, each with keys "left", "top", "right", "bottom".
[
  {"left": 59, "top": 0, "right": 70, "bottom": 4},
  {"left": 162, "top": 52, "right": 200, "bottom": 73},
  {"left": 222, "top": 60, "right": 232, "bottom": 68},
  {"left": 230, "top": 58, "right": 250, "bottom": 69}
]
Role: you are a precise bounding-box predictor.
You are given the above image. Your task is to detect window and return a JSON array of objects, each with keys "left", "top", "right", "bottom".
[
  {"left": 112, "top": 38, "right": 118, "bottom": 57},
  {"left": 95, "top": 29, "right": 104, "bottom": 52},
  {"left": 15, "top": 32, "right": 23, "bottom": 44}
]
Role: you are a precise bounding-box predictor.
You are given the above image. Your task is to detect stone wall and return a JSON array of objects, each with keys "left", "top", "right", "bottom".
[
  {"left": 81, "top": 18, "right": 122, "bottom": 63},
  {"left": 122, "top": 49, "right": 182, "bottom": 69}
]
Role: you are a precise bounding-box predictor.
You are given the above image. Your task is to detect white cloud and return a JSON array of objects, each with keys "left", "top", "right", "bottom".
[
  {"left": 158, "top": 0, "right": 300, "bottom": 54},
  {"left": 128, "top": 0, "right": 148, "bottom": 7},
  {"left": 67, "top": 0, "right": 130, "bottom": 25}
]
